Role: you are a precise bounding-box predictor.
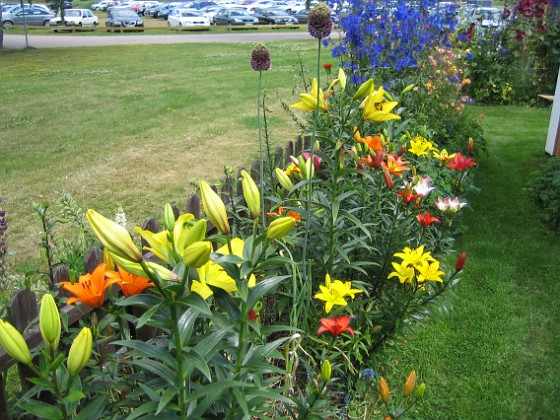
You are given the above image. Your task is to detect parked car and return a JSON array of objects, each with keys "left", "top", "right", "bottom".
[
  {"left": 105, "top": 7, "right": 144, "bottom": 27},
  {"left": 49, "top": 8, "right": 98, "bottom": 26},
  {"left": 292, "top": 9, "right": 308, "bottom": 23},
  {"left": 254, "top": 7, "right": 298, "bottom": 24},
  {"left": 48, "top": 1, "right": 73, "bottom": 12},
  {"left": 3, "top": 3, "right": 51, "bottom": 13},
  {"left": 471, "top": 6, "right": 504, "bottom": 28},
  {"left": 167, "top": 8, "right": 210, "bottom": 26},
  {"left": 2, "top": 8, "right": 55, "bottom": 25},
  {"left": 90, "top": 0, "right": 114, "bottom": 11},
  {"left": 212, "top": 8, "right": 258, "bottom": 25}
]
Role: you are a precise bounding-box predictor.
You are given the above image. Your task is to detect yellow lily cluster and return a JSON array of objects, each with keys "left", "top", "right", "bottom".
[
  {"left": 408, "top": 136, "right": 438, "bottom": 157},
  {"left": 388, "top": 246, "right": 445, "bottom": 285},
  {"left": 191, "top": 238, "right": 256, "bottom": 300},
  {"left": 314, "top": 273, "right": 363, "bottom": 314}
]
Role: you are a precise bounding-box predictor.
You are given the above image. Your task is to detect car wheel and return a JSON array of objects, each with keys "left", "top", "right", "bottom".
[
  {"left": 3, "top": 20, "right": 14, "bottom": 26},
  {"left": 78, "top": 22, "right": 82, "bottom": 26}
]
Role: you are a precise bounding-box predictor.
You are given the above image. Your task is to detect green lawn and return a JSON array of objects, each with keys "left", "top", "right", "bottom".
[{"left": 379, "top": 106, "right": 560, "bottom": 419}]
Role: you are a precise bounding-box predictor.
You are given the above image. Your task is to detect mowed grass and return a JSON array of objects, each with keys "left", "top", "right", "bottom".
[{"left": 0, "top": 41, "right": 319, "bottom": 269}]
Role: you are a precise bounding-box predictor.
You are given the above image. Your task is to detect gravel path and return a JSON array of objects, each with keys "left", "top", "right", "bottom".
[{"left": 3, "top": 31, "right": 323, "bottom": 49}]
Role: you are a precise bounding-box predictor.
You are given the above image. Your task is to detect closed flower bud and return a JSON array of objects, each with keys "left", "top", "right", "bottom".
[
  {"left": 0, "top": 319, "right": 32, "bottom": 366},
  {"left": 379, "top": 377, "right": 389, "bottom": 403},
  {"left": 266, "top": 216, "right": 296, "bottom": 240},
  {"left": 337, "top": 68, "right": 347, "bottom": 90},
  {"left": 199, "top": 181, "right": 231, "bottom": 235},
  {"left": 241, "top": 170, "right": 261, "bottom": 219},
  {"left": 321, "top": 360, "right": 332, "bottom": 382},
  {"left": 182, "top": 241, "right": 212, "bottom": 268},
  {"left": 403, "top": 370, "right": 417, "bottom": 397},
  {"left": 275, "top": 168, "right": 294, "bottom": 191},
  {"left": 67, "top": 327, "right": 93, "bottom": 377},
  {"left": 415, "top": 382, "right": 426, "bottom": 398},
  {"left": 467, "top": 137, "right": 474, "bottom": 153},
  {"left": 250, "top": 43, "right": 271, "bottom": 71},
  {"left": 401, "top": 84, "right": 415, "bottom": 94},
  {"left": 87, "top": 209, "right": 143, "bottom": 263},
  {"left": 353, "top": 79, "right": 374, "bottom": 100},
  {"left": 455, "top": 252, "right": 467, "bottom": 272},
  {"left": 307, "top": 3, "right": 332, "bottom": 39},
  {"left": 40, "top": 294, "right": 61, "bottom": 353},
  {"left": 103, "top": 246, "right": 115, "bottom": 271},
  {"left": 164, "top": 203, "right": 176, "bottom": 232}
]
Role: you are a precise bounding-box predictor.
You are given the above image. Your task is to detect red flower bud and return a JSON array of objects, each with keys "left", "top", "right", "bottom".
[{"left": 455, "top": 252, "right": 467, "bottom": 271}]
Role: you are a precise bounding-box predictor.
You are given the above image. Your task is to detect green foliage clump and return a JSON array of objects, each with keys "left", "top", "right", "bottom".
[{"left": 532, "top": 156, "right": 560, "bottom": 234}]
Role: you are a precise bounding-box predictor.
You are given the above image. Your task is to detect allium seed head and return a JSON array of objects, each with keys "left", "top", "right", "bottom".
[
  {"left": 308, "top": 4, "right": 332, "bottom": 39},
  {"left": 251, "top": 43, "right": 271, "bottom": 71}
]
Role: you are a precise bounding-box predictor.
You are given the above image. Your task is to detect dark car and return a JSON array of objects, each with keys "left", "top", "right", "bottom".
[
  {"left": 48, "top": 1, "right": 73, "bottom": 12},
  {"left": 292, "top": 9, "right": 308, "bottom": 23},
  {"left": 254, "top": 8, "right": 298, "bottom": 24},
  {"left": 105, "top": 7, "right": 144, "bottom": 27},
  {"left": 212, "top": 8, "right": 258, "bottom": 25}
]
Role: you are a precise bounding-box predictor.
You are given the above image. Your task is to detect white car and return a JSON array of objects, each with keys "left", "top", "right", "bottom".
[
  {"left": 49, "top": 8, "right": 99, "bottom": 26},
  {"left": 90, "top": 0, "right": 113, "bottom": 11},
  {"left": 167, "top": 9, "right": 210, "bottom": 27}
]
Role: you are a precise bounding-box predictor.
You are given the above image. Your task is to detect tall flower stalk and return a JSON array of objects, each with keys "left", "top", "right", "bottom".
[{"left": 251, "top": 43, "right": 271, "bottom": 227}]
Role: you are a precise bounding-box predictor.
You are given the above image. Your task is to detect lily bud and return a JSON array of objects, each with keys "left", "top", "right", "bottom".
[
  {"left": 174, "top": 215, "right": 205, "bottom": 252},
  {"left": 87, "top": 209, "right": 143, "bottom": 263},
  {"left": 415, "top": 382, "right": 426, "bottom": 398},
  {"left": 0, "top": 319, "right": 32, "bottom": 365},
  {"left": 241, "top": 170, "right": 261, "bottom": 220},
  {"left": 275, "top": 168, "right": 294, "bottom": 191},
  {"left": 401, "top": 84, "right": 415, "bottom": 94},
  {"left": 103, "top": 247, "right": 115, "bottom": 271},
  {"left": 321, "top": 360, "right": 332, "bottom": 382},
  {"left": 467, "top": 137, "right": 474, "bottom": 153},
  {"left": 164, "top": 203, "right": 176, "bottom": 232},
  {"left": 266, "top": 216, "right": 296, "bottom": 240},
  {"left": 40, "top": 294, "right": 61, "bottom": 353},
  {"left": 199, "top": 181, "right": 231, "bottom": 235},
  {"left": 379, "top": 377, "right": 389, "bottom": 403},
  {"left": 353, "top": 79, "right": 374, "bottom": 100},
  {"left": 337, "top": 68, "right": 347, "bottom": 90},
  {"left": 403, "top": 370, "right": 417, "bottom": 397},
  {"left": 111, "top": 253, "right": 178, "bottom": 281},
  {"left": 182, "top": 241, "right": 212, "bottom": 268},
  {"left": 455, "top": 252, "right": 467, "bottom": 272},
  {"left": 67, "top": 327, "right": 92, "bottom": 377}
]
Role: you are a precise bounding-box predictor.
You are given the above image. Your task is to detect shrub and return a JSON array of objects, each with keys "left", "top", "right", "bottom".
[{"left": 532, "top": 156, "right": 560, "bottom": 234}]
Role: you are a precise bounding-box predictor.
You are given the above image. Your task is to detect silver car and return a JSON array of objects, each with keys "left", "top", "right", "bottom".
[{"left": 2, "top": 8, "right": 55, "bottom": 26}]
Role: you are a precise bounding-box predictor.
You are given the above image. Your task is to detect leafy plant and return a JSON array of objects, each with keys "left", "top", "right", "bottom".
[{"left": 532, "top": 156, "right": 560, "bottom": 234}]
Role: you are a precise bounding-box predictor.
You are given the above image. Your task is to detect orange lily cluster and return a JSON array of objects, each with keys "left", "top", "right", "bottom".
[
  {"left": 59, "top": 263, "right": 155, "bottom": 308},
  {"left": 266, "top": 206, "right": 301, "bottom": 224}
]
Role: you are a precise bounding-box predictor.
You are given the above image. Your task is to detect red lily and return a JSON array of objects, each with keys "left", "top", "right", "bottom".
[
  {"left": 317, "top": 315, "right": 354, "bottom": 337},
  {"left": 446, "top": 152, "right": 476, "bottom": 171},
  {"left": 416, "top": 211, "right": 440, "bottom": 227}
]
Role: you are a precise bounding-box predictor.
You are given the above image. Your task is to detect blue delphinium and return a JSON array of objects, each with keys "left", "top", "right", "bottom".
[{"left": 329, "top": 0, "right": 457, "bottom": 81}]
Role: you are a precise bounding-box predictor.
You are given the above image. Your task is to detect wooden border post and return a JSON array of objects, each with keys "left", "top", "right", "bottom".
[{"left": 545, "top": 66, "right": 560, "bottom": 156}]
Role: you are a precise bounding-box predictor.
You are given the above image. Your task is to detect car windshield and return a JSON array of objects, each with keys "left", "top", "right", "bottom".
[
  {"left": 180, "top": 11, "right": 199, "bottom": 16},
  {"left": 230, "top": 11, "right": 248, "bottom": 16},
  {"left": 65, "top": 10, "right": 81, "bottom": 16},
  {"left": 112, "top": 9, "right": 137, "bottom": 16}
]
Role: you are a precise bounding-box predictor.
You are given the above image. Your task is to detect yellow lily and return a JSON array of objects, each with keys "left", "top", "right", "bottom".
[
  {"left": 290, "top": 78, "right": 328, "bottom": 112},
  {"left": 361, "top": 87, "right": 401, "bottom": 122},
  {"left": 134, "top": 228, "right": 172, "bottom": 263},
  {"left": 173, "top": 215, "right": 206, "bottom": 253},
  {"left": 192, "top": 238, "right": 256, "bottom": 299}
]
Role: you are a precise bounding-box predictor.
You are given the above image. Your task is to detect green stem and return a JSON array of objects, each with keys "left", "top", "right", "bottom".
[
  {"left": 171, "top": 305, "right": 187, "bottom": 420},
  {"left": 257, "top": 70, "right": 266, "bottom": 228}
]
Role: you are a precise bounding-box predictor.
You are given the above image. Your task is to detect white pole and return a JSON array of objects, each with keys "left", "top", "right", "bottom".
[{"left": 545, "top": 65, "right": 560, "bottom": 156}]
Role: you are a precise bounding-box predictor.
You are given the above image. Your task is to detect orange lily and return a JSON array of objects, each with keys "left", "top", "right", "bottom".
[
  {"left": 353, "top": 127, "right": 383, "bottom": 151},
  {"left": 117, "top": 267, "right": 155, "bottom": 297},
  {"left": 59, "top": 263, "right": 121, "bottom": 308}
]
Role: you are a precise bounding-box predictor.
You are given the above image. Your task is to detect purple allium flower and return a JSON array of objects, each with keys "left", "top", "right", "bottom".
[
  {"left": 250, "top": 43, "right": 271, "bottom": 71},
  {"left": 308, "top": 3, "right": 332, "bottom": 39}
]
